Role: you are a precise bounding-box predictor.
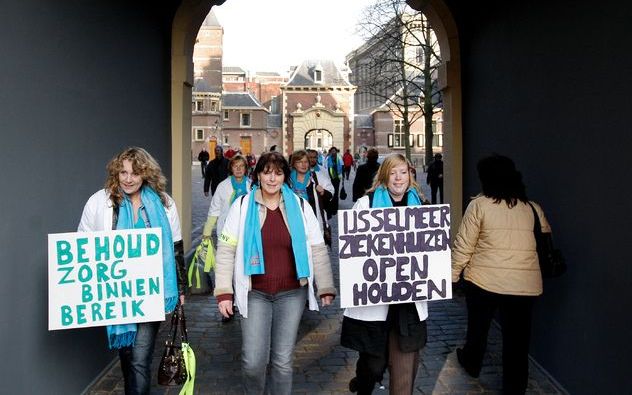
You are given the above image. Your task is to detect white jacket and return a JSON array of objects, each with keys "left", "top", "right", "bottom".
[
  {"left": 214, "top": 189, "right": 336, "bottom": 318},
  {"left": 77, "top": 189, "right": 182, "bottom": 242},
  {"left": 342, "top": 195, "right": 428, "bottom": 322},
  {"left": 207, "top": 177, "right": 252, "bottom": 235}
]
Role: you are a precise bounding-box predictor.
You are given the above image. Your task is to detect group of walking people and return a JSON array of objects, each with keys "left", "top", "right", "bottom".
[{"left": 78, "top": 146, "right": 552, "bottom": 395}]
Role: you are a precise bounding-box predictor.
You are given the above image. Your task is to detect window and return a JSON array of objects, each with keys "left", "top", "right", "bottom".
[
  {"left": 388, "top": 120, "right": 405, "bottom": 148},
  {"left": 223, "top": 110, "right": 229, "bottom": 120},
  {"left": 193, "top": 100, "right": 203, "bottom": 111},
  {"left": 417, "top": 133, "right": 425, "bottom": 147},
  {"left": 240, "top": 113, "right": 251, "bottom": 127},
  {"left": 432, "top": 121, "right": 443, "bottom": 147},
  {"left": 416, "top": 47, "right": 424, "bottom": 64},
  {"left": 194, "top": 129, "right": 204, "bottom": 141},
  {"left": 270, "top": 96, "right": 278, "bottom": 113},
  {"left": 314, "top": 70, "right": 322, "bottom": 83},
  {"left": 210, "top": 100, "right": 217, "bottom": 112}
]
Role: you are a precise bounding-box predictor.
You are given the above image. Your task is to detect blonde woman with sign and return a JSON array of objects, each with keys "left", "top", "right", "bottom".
[
  {"left": 77, "top": 147, "right": 187, "bottom": 395},
  {"left": 341, "top": 153, "right": 428, "bottom": 395}
]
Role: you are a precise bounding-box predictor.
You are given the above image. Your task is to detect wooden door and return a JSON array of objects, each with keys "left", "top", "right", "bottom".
[{"left": 240, "top": 136, "right": 252, "bottom": 155}]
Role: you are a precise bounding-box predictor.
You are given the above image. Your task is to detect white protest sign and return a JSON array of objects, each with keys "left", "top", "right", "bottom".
[
  {"left": 338, "top": 204, "right": 452, "bottom": 309},
  {"left": 48, "top": 228, "right": 165, "bottom": 330}
]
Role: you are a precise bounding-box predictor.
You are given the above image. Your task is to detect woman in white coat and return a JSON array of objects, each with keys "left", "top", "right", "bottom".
[
  {"left": 77, "top": 147, "right": 186, "bottom": 395},
  {"left": 340, "top": 153, "right": 428, "bottom": 395},
  {"left": 214, "top": 151, "right": 336, "bottom": 395}
]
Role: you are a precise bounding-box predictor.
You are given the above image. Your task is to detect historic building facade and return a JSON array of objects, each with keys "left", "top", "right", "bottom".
[{"left": 281, "top": 60, "right": 355, "bottom": 155}]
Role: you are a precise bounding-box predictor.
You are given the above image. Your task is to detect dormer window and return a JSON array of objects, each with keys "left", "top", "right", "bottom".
[
  {"left": 314, "top": 69, "right": 322, "bottom": 83},
  {"left": 314, "top": 63, "right": 324, "bottom": 83}
]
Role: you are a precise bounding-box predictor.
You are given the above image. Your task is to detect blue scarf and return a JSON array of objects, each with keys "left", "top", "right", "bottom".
[
  {"left": 290, "top": 169, "right": 311, "bottom": 200},
  {"left": 243, "top": 185, "right": 310, "bottom": 279},
  {"left": 372, "top": 185, "right": 422, "bottom": 208},
  {"left": 108, "top": 185, "right": 178, "bottom": 349},
  {"left": 230, "top": 176, "right": 249, "bottom": 204},
  {"left": 327, "top": 155, "right": 342, "bottom": 179}
]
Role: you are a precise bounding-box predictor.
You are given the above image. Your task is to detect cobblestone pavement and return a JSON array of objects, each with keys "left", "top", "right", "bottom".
[{"left": 88, "top": 166, "right": 566, "bottom": 395}]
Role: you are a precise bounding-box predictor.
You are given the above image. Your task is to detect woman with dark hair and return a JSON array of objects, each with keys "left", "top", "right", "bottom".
[
  {"left": 341, "top": 153, "right": 428, "bottom": 395},
  {"left": 213, "top": 151, "right": 336, "bottom": 394},
  {"left": 289, "top": 150, "right": 333, "bottom": 239},
  {"left": 452, "top": 154, "right": 552, "bottom": 395},
  {"left": 78, "top": 147, "right": 187, "bottom": 395}
]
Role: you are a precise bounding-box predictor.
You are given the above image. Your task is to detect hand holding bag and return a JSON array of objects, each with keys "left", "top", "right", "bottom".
[
  {"left": 529, "top": 203, "right": 566, "bottom": 278},
  {"left": 158, "top": 305, "right": 188, "bottom": 386}
]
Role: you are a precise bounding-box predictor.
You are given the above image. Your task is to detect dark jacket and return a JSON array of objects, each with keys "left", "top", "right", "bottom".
[
  {"left": 426, "top": 159, "right": 443, "bottom": 185},
  {"left": 203, "top": 157, "right": 230, "bottom": 195},
  {"left": 198, "top": 150, "right": 210, "bottom": 162},
  {"left": 352, "top": 160, "right": 380, "bottom": 202}
]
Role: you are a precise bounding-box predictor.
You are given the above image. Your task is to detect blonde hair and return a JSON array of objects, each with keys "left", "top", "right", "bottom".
[
  {"left": 105, "top": 147, "right": 168, "bottom": 207},
  {"left": 367, "top": 153, "right": 422, "bottom": 196}
]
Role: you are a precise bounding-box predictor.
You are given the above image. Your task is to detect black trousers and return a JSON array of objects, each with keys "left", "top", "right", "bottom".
[
  {"left": 461, "top": 281, "right": 536, "bottom": 395},
  {"left": 430, "top": 181, "right": 443, "bottom": 204}
]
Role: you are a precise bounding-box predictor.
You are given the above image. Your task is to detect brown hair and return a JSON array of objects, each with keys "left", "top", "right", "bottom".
[
  {"left": 104, "top": 147, "right": 168, "bottom": 207},
  {"left": 229, "top": 154, "right": 248, "bottom": 175},
  {"left": 290, "top": 150, "right": 308, "bottom": 168}
]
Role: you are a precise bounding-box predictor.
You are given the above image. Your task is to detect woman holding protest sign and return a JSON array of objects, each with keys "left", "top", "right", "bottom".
[
  {"left": 341, "top": 153, "right": 428, "bottom": 395},
  {"left": 289, "top": 150, "right": 333, "bottom": 244},
  {"left": 78, "top": 147, "right": 187, "bottom": 395},
  {"left": 213, "top": 151, "right": 336, "bottom": 394},
  {"left": 452, "top": 154, "right": 551, "bottom": 395}
]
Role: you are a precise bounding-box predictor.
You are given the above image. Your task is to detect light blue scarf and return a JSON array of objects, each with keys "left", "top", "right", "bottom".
[
  {"left": 290, "top": 169, "right": 311, "bottom": 200},
  {"left": 243, "top": 185, "right": 310, "bottom": 278},
  {"left": 230, "top": 176, "right": 249, "bottom": 204},
  {"left": 109, "top": 185, "right": 178, "bottom": 349},
  {"left": 372, "top": 185, "right": 422, "bottom": 208}
]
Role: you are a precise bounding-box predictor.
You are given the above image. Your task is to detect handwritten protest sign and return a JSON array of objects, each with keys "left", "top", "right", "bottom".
[
  {"left": 338, "top": 204, "right": 452, "bottom": 308},
  {"left": 48, "top": 228, "right": 165, "bottom": 330}
]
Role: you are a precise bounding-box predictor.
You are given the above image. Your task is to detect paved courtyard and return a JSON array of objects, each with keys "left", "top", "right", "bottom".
[{"left": 87, "top": 166, "right": 566, "bottom": 394}]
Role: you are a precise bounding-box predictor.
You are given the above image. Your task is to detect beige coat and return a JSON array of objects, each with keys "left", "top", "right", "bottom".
[{"left": 451, "top": 195, "right": 551, "bottom": 296}]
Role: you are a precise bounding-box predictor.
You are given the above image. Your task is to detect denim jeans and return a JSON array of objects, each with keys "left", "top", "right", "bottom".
[
  {"left": 118, "top": 321, "right": 161, "bottom": 395},
  {"left": 241, "top": 287, "right": 307, "bottom": 395}
]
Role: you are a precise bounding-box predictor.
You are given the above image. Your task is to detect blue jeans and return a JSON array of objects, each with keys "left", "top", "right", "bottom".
[
  {"left": 118, "top": 321, "right": 161, "bottom": 395},
  {"left": 241, "top": 287, "right": 307, "bottom": 395}
]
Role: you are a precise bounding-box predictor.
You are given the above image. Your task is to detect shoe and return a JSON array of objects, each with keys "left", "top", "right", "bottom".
[{"left": 456, "top": 348, "right": 480, "bottom": 378}]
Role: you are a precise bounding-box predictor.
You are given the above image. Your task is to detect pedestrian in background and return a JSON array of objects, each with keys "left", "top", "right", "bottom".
[
  {"left": 452, "top": 154, "right": 551, "bottom": 395},
  {"left": 343, "top": 148, "right": 354, "bottom": 180},
  {"left": 78, "top": 147, "right": 187, "bottom": 395},
  {"left": 426, "top": 153, "right": 444, "bottom": 204},
  {"left": 352, "top": 148, "right": 380, "bottom": 202},
  {"left": 290, "top": 150, "right": 333, "bottom": 240},
  {"left": 198, "top": 147, "right": 209, "bottom": 178},
  {"left": 341, "top": 153, "right": 428, "bottom": 395},
  {"left": 214, "top": 151, "right": 336, "bottom": 394},
  {"left": 204, "top": 145, "right": 230, "bottom": 197},
  {"left": 325, "top": 146, "right": 343, "bottom": 218}
]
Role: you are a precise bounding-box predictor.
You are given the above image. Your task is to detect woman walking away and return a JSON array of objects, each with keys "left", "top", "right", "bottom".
[
  {"left": 78, "top": 147, "right": 187, "bottom": 395},
  {"left": 341, "top": 153, "right": 428, "bottom": 395},
  {"left": 214, "top": 151, "right": 336, "bottom": 395},
  {"left": 290, "top": 150, "right": 333, "bottom": 242},
  {"left": 452, "top": 154, "right": 551, "bottom": 395}
]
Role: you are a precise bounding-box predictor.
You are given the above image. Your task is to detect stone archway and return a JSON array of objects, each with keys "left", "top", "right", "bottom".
[
  {"left": 291, "top": 105, "right": 346, "bottom": 154},
  {"left": 305, "top": 129, "right": 334, "bottom": 151},
  {"left": 407, "top": 0, "right": 463, "bottom": 229},
  {"left": 170, "top": 0, "right": 224, "bottom": 250}
]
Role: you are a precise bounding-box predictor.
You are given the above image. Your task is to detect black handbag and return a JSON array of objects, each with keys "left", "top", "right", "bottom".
[
  {"left": 339, "top": 183, "right": 347, "bottom": 200},
  {"left": 158, "top": 304, "right": 188, "bottom": 386},
  {"left": 528, "top": 203, "right": 566, "bottom": 278}
]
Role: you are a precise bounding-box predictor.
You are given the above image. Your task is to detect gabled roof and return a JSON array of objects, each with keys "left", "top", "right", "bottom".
[
  {"left": 286, "top": 59, "right": 352, "bottom": 87},
  {"left": 193, "top": 78, "right": 220, "bottom": 93},
  {"left": 221, "top": 92, "right": 263, "bottom": 109},
  {"left": 223, "top": 66, "right": 246, "bottom": 74},
  {"left": 201, "top": 10, "right": 221, "bottom": 28}
]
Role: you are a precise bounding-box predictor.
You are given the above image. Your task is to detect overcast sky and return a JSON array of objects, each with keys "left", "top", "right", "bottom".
[{"left": 212, "top": 0, "right": 375, "bottom": 74}]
